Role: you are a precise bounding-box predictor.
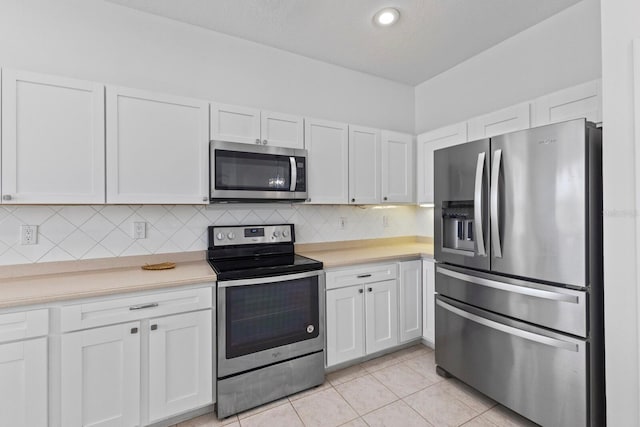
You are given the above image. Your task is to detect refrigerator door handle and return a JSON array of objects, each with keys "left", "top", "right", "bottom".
[
  {"left": 436, "top": 266, "right": 579, "bottom": 303},
  {"left": 474, "top": 152, "right": 486, "bottom": 256},
  {"left": 491, "top": 149, "right": 503, "bottom": 258},
  {"left": 436, "top": 298, "right": 579, "bottom": 352}
]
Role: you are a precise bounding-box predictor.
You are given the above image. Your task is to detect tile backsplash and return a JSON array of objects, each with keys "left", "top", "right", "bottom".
[{"left": 0, "top": 204, "right": 432, "bottom": 266}]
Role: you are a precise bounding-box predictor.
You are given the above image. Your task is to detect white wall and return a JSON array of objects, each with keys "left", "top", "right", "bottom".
[
  {"left": 600, "top": 0, "right": 640, "bottom": 424},
  {"left": 0, "top": 0, "right": 414, "bottom": 133},
  {"left": 414, "top": 0, "right": 601, "bottom": 134}
]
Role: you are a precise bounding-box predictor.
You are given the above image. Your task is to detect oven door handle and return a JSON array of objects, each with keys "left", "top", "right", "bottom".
[{"left": 217, "top": 270, "right": 323, "bottom": 288}]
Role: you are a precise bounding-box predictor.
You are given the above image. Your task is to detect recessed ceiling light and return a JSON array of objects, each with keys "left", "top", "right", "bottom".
[{"left": 374, "top": 8, "right": 400, "bottom": 26}]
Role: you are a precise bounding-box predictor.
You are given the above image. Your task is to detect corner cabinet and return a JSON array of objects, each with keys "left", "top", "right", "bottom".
[
  {"left": 349, "top": 125, "right": 381, "bottom": 204},
  {"left": 304, "top": 118, "right": 349, "bottom": 204},
  {"left": 416, "top": 122, "right": 467, "bottom": 204},
  {"left": 59, "top": 286, "right": 213, "bottom": 427},
  {"left": 1, "top": 69, "right": 105, "bottom": 204},
  {"left": 381, "top": 131, "right": 414, "bottom": 204},
  {"left": 106, "top": 87, "right": 209, "bottom": 204},
  {"left": 210, "top": 103, "right": 304, "bottom": 149},
  {"left": 0, "top": 309, "right": 49, "bottom": 427}
]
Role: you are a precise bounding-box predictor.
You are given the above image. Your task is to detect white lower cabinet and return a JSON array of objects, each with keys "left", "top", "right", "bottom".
[
  {"left": 399, "top": 260, "right": 422, "bottom": 342},
  {"left": 0, "top": 308, "right": 49, "bottom": 427},
  {"left": 326, "top": 264, "right": 399, "bottom": 367},
  {"left": 148, "top": 310, "right": 213, "bottom": 423},
  {"left": 59, "top": 287, "right": 214, "bottom": 427},
  {"left": 0, "top": 337, "right": 48, "bottom": 427},
  {"left": 422, "top": 259, "right": 436, "bottom": 344},
  {"left": 61, "top": 322, "right": 141, "bottom": 427}
]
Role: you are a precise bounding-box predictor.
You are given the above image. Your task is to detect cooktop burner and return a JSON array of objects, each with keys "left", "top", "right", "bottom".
[{"left": 207, "top": 224, "right": 323, "bottom": 281}]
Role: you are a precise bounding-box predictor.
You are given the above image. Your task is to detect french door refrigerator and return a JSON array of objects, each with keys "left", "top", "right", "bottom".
[{"left": 433, "top": 118, "right": 604, "bottom": 426}]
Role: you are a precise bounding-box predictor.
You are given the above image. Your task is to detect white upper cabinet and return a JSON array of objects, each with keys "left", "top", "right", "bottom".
[
  {"left": 381, "top": 131, "right": 414, "bottom": 204},
  {"left": 467, "top": 102, "right": 530, "bottom": 141},
  {"left": 305, "top": 118, "right": 349, "bottom": 204},
  {"left": 210, "top": 103, "right": 261, "bottom": 145},
  {"left": 211, "top": 103, "right": 303, "bottom": 148},
  {"left": 1, "top": 69, "right": 105, "bottom": 204},
  {"left": 106, "top": 87, "right": 209, "bottom": 204},
  {"left": 416, "top": 121, "right": 467, "bottom": 204},
  {"left": 531, "top": 80, "right": 602, "bottom": 127},
  {"left": 261, "top": 110, "right": 304, "bottom": 149},
  {"left": 349, "top": 125, "right": 381, "bottom": 204}
]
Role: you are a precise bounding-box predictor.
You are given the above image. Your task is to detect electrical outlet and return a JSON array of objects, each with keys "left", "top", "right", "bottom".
[
  {"left": 133, "top": 222, "right": 146, "bottom": 239},
  {"left": 383, "top": 215, "right": 390, "bottom": 228},
  {"left": 339, "top": 217, "right": 346, "bottom": 229},
  {"left": 20, "top": 225, "right": 38, "bottom": 245}
]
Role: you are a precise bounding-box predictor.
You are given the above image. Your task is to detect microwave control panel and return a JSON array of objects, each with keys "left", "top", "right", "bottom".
[{"left": 211, "top": 224, "right": 294, "bottom": 246}]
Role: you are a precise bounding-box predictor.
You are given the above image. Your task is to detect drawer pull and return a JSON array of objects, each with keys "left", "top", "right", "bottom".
[
  {"left": 357, "top": 274, "right": 372, "bottom": 278},
  {"left": 130, "top": 327, "right": 138, "bottom": 334},
  {"left": 129, "top": 303, "right": 159, "bottom": 311},
  {"left": 150, "top": 324, "right": 158, "bottom": 331}
]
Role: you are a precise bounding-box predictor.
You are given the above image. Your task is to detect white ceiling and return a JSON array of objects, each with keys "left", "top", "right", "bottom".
[{"left": 105, "top": 0, "right": 583, "bottom": 86}]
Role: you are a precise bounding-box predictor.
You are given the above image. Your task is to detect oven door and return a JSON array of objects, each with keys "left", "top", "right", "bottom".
[
  {"left": 217, "top": 270, "right": 325, "bottom": 377},
  {"left": 210, "top": 140, "right": 307, "bottom": 201}
]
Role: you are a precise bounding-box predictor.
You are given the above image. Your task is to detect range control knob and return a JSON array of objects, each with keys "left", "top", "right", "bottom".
[
  {"left": 227, "top": 232, "right": 236, "bottom": 240},
  {"left": 273, "top": 230, "right": 281, "bottom": 238},
  {"left": 282, "top": 229, "right": 290, "bottom": 238},
  {"left": 216, "top": 232, "right": 225, "bottom": 240}
]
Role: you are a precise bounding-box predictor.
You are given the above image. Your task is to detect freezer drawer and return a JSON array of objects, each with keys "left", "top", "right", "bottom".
[
  {"left": 435, "top": 295, "right": 588, "bottom": 427},
  {"left": 436, "top": 264, "right": 587, "bottom": 337}
]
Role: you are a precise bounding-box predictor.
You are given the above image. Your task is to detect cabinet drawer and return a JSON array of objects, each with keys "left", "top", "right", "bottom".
[
  {"left": 61, "top": 287, "right": 212, "bottom": 332},
  {"left": 0, "top": 309, "right": 48, "bottom": 343},
  {"left": 326, "top": 263, "right": 397, "bottom": 290}
]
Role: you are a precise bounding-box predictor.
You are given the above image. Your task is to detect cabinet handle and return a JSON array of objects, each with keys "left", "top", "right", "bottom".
[
  {"left": 368, "top": 287, "right": 373, "bottom": 292},
  {"left": 203, "top": 196, "right": 208, "bottom": 202},
  {"left": 262, "top": 139, "right": 268, "bottom": 145},
  {"left": 130, "top": 327, "right": 138, "bottom": 334},
  {"left": 351, "top": 198, "right": 355, "bottom": 203},
  {"left": 358, "top": 289, "right": 364, "bottom": 294},
  {"left": 357, "top": 274, "right": 372, "bottom": 278},
  {"left": 2, "top": 195, "right": 12, "bottom": 201},
  {"left": 255, "top": 138, "right": 261, "bottom": 144},
  {"left": 150, "top": 324, "right": 158, "bottom": 331},
  {"left": 384, "top": 196, "right": 388, "bottom": 201},
  {"left": 129, "top": 303, "right": 158, "bottom": 311}
]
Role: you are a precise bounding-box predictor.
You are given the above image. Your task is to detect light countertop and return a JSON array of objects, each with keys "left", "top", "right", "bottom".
[{"left": 298, "top": 242, "right": 433, "bottom": 269}]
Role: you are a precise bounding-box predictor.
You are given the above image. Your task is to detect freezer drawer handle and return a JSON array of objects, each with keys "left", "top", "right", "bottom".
[
  {"left": 437, "top": 267, "right": 579, "bottom": 303},
  {"left": 490, "top": 149, "right": 503, "bottom": 258},
  {"left": 436, "top": 299, "right": 579, "bottom": 352},
  {"left": 474, "top": 152, "right": 486, "bottom": 256}
]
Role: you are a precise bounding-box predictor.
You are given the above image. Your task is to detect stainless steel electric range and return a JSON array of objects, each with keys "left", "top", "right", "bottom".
[{"left": 207, "top": 224, "right": 325, "bottom": 419}]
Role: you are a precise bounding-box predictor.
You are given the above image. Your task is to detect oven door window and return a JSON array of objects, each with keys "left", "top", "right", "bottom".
[
  {"left": 226, "top": 276, "right": 319, "bottom": 359},
  {"left": 215, "top": 150, "right": 292, "bottom": 191}
]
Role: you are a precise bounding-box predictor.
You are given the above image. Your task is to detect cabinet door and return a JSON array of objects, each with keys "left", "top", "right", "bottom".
[
  {"left": 0, "top": 338, "right": 47, "bottom": 427},
  {"left": 210, "top": 103, "right": 261, "bottom": 145},
  {"left": 422, "top": 259, "right": 435, "bottom": 345},
  {"left": 467, "top": 102, "right": 530, "bottom": 141},
  {"left": 399, "top": 260, "right": 422, "bottom": 342},
  {"left": 531, "top": 80, "right": 602, "bottom": 127},
  {"left": 1, "top": 69, "right": 105, "bottom": 204},
  {"left": 61, "top": 322, "right": 140, "bottom": 427},
  {"left": 381, "top": 131, "right": 414, "bottom": 203},
  {"left": 416, "top": 122, "right": 467, "bottom": 204},
  {"left": 106, "top": 87, "right": 209, "bottom": 204},
  {"left": 365, "top": 280, "right": 398, "bottom": 354},
  {"left": 261, "top": 111, "right": 304, "bottom": 149},
  {"left": 305, "top": 118, "right": 349, "bottom": 204},
  {"left": 349, "top": 125, "right": 381, "bottom": 204},
  {"left": 326, "top": 286, "right": 365, "bottom": 367},
  {"left": 148, "top": 310, "right": 213, "bottom": 423}
]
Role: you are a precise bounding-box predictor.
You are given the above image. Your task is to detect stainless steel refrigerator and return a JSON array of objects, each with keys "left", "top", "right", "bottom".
[{"left": 433, "top": 118, "right": 604, "bottom": 426}]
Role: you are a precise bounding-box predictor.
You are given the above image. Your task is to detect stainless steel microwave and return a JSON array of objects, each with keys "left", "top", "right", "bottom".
[{"left": 209, "top": 140, "right": 308, "bottom": 202}]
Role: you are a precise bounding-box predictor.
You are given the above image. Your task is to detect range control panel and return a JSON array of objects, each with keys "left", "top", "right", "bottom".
[{"left": 211, "top": 224, "right": 294, "bottom": 246}]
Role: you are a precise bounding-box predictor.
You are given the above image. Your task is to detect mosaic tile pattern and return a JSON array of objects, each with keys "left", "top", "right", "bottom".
[{"left": 0, "top": 204, "right": 430, "bottom": 266}]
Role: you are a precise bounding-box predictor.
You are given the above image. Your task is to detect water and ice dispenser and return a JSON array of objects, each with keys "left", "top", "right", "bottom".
[{"left": 441, "top": 202, "right": 475, "bottom": 253}]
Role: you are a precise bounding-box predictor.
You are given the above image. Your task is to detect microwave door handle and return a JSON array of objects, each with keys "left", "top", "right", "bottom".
[
  {"left": 474, "top": 152, "right": 486, "bottom": 256},
  {"left": 290, "top": 157, "right": 297, "bottom": 191}
]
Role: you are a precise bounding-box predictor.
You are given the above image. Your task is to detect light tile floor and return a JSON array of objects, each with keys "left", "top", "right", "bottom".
[{"left": 175, "top": 344, "right": 538, "bottom": 427}]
